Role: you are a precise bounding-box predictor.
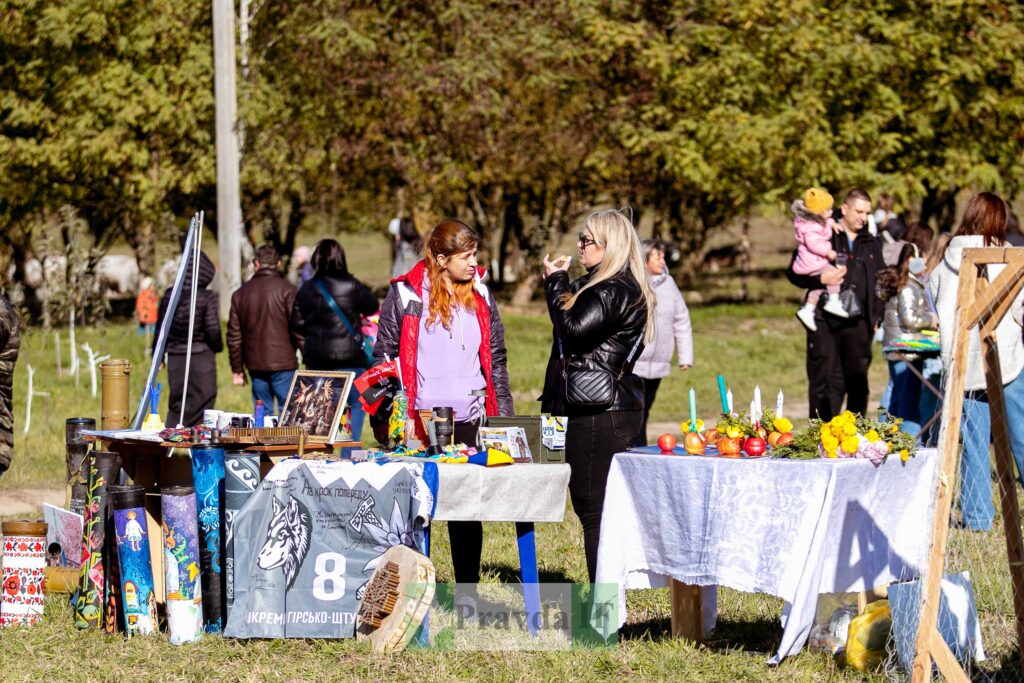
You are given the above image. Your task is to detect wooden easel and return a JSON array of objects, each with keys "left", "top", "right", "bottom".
[{"left": 912, "top": 248, "right": 1024, "bottom": 682}]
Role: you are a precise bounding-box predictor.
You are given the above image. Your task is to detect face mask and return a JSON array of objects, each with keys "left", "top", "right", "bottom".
[{"left": 909, "top": 257, "right": 926, "bottom": 276}]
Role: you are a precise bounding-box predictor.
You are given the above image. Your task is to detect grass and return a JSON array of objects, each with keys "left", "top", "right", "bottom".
[{"left": 0, "top": 299, "right": 1013, "bottom": 681}]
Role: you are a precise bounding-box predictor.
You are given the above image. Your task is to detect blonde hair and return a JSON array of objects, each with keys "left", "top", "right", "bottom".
[{"left": 560, "top": 209, "right": 656, "bottom": 342}]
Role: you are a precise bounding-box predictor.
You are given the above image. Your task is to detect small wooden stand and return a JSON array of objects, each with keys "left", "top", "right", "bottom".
[{"left": 669, "top": 580, "right": 708, "bottom": 642}]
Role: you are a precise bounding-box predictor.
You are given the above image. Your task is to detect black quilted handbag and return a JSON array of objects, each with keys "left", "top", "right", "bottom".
[{"left": 561, "top": 334, "right": 643, "bottom": 409}]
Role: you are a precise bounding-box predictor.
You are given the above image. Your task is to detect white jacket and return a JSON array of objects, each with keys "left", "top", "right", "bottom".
[
  {"left": 634, "top": 272, "right": 693, "bottom": 379},
  {"left": 929, "top": 235, "right": 1024, "bottom": 391}
]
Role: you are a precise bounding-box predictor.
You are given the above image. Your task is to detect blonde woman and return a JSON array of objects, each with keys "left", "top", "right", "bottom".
[{"left": 540, "top": 209, "right": 655, "bottom": 582}]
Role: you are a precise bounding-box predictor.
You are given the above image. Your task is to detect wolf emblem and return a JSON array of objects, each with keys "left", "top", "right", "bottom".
[{"left": 257, "top": 495, "right": 312, "bottom": 589}]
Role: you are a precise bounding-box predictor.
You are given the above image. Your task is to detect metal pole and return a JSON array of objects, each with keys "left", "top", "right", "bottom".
[
  {"left": 131, "top": 214, "right": 199, "bottom": 429},
  {"left": 213, "top": 0, "right": 243, "bottom": 321}
]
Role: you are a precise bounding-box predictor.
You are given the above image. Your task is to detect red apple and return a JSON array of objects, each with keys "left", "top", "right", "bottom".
[
  {"left": 658, "top": 433, "right": 677, "bottom": 454},
  {"left": 744, "top": 436, "right": 767, "bottom": 456},
  {"left": 776, "top": 432, "right": 795, "bottom": 446}
]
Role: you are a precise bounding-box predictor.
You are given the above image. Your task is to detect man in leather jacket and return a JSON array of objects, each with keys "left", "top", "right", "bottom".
[
  {"left": 228, "top": 244, "right": 300, "bottom": 413},
  {"left": 787, "top": 188, "right": 884, "bottom": 420}
]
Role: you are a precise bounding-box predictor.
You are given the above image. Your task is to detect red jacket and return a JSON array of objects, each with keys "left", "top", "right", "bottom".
[{"left": 373, "top": 260, "right": 513, "bottom": 442}]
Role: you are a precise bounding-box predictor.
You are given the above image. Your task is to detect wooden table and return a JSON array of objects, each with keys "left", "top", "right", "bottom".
[{"left": 79, "top": 432, "right": 362, "bottom": 603}]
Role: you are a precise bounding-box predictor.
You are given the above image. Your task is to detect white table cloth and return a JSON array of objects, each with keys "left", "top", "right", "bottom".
[
  {"left": 266, "top": 459, "right": 571, "bottom": 522},
  {"left": 595, "top": 449, "right": 937, "bottom": 662}
]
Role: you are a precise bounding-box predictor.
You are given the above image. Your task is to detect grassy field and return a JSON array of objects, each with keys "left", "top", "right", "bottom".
[{"left": 0, "top": 304, "right": 902, "bottom": 682}]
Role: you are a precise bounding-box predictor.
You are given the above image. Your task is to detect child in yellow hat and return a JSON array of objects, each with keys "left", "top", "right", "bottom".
[{"left": 792, "top": 188, "right": 848, "bottom": 331}]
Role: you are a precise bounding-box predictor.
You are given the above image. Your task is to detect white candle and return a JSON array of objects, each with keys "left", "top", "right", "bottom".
[
  {"left": 776, "top": 389, "right": 784, "bottom": 419},
  {"left": 753, "top": 385, "right": 762, "bottom": 418},
  {"left": 726, "top": 389, "right": 733, "bottom": 415}
]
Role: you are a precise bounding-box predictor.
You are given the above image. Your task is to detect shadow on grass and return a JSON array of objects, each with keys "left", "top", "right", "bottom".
[
  {"left": 479, "top": 562, "right": 576, "bottom": 585},
  {"left": 620, "top": 616, "right": 783, "bottom": 656}
]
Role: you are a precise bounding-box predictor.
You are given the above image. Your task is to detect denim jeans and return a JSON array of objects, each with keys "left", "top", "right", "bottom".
[
  {"left": 332, "top": 367, "right": 367, "bottom": 458},
  {"left": 886, "top": 359, "right": 922, "bottom": 436},
  {"left": 918, "top": 358, "right": 944, "bottom": 447},
  {"left": 959, "top": 371, "right": 1024, "bottom": 530},
  {"left": 566, "top": 409, "right": 643, "bottom": 583},
  {"left": 250, "top": 369, "right": 296, "bottom": 416}
]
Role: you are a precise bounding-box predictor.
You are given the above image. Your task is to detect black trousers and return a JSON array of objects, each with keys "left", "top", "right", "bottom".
[
  {"left": 806, "top": 318, "right": 873, "bottom": 421},
  {"left": 632, "top": 377, "right": 662, "bottom": 447},
  {"left": 166, "top": 350, "right": 217, "bottom": 428},
  {"left": 566, "top": 410, "right": 643, "bottom": 583},
  {"left": 448, "top": 421, "right": 483, "bottom": 584}
]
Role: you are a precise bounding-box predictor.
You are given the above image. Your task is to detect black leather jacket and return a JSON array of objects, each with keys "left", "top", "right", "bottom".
[
  {"left": 291, "top": 273, "right": 379, "bottom": 369},
  {"left": 540, "top": 268, "right": 648, "bottom": 415}
]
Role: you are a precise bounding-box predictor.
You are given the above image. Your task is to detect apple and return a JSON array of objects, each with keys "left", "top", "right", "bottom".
[
  {"left": 744, "top": 436, "right": 766, "bottom": 456},
  {"left": 776, "top": 432, "right": 795, "bottom": 446},
  {"left": 683, "top": 431, "right": 706, "bottom": 455},
  {"left": 767, "top": 431, "right": 783, "bottom": 447},
  {"left": 658, "top": 433, "right": 677, "bottom": 454},
  {"left": 703, "top": 428, "right": 719, "bottom": 443},
  {"left": 717, "top": 436, "right": 741, "bottom": 456}
]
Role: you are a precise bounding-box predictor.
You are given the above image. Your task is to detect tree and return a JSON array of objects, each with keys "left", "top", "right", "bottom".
[{"left": 0, "top": 0, "right": 215, "bottom": 284}]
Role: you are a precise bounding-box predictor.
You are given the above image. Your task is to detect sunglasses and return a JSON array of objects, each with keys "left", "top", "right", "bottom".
[{"left": 578, "top": 233, "right": 600, "bottom": 249}]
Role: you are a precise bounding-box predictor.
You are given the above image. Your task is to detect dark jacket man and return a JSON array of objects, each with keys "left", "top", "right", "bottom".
[
  {"left": 787, "top": 188, "right": 884, "bottom": 421},
  {"left": 0, "top": 293, "right": 21, "bottom": 476},
  {"left": 228, "top": 260, "right": 299, "bottom": 376}
]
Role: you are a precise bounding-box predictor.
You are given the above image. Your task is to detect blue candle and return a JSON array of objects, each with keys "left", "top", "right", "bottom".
[
  {"left": 689, "top": 387, "right": 697, "bottom": 431},
  {"left": 716, "top": 375, "right": 728, "bottom": 414}
]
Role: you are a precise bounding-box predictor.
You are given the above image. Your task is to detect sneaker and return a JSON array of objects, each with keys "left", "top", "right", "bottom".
[
  {"left": 823, "top": 296, "right": 850, "bottom": 319},
  {"left": 796, "top": 304, "right": 817, "bottom": 332}
]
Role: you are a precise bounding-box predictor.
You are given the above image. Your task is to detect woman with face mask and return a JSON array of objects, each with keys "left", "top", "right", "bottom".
[{"left": 877, "top": 242, "right": 938, "bottom": 437}]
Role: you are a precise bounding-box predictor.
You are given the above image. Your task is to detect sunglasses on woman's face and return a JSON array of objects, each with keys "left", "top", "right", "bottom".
[{"left": 578, "top": 233, "right": 599, "bottom": 249}]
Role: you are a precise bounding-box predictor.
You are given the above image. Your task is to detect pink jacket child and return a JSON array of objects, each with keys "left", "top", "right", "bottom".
[{"left": 793, "top": 188, "right": 848, "bottom": 331}]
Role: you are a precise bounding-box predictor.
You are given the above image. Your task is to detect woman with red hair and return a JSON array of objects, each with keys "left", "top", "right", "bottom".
[
  {"left": 930, "top": 192, "right": 1024, "bottom": 530},
  {"left": 373, "top": 218, "right": 513, "bottom": 582}
]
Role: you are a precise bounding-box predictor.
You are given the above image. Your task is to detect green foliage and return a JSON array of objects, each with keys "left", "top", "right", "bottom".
[
  {"left": 0, "top": 0, "right": 214, "bottom": 274},
  {"left": 5, "top": 1, "right": 1024, "bottom": 291}
]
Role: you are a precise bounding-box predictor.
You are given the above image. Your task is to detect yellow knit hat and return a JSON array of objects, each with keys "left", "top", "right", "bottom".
[{"left": 804, "top": 188, "right": 834, "bottom": 215}]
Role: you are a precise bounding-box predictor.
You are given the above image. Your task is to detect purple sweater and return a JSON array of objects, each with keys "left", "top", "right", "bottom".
[{"left": 415, "top": 280, "right": 486, "bottom": 422}]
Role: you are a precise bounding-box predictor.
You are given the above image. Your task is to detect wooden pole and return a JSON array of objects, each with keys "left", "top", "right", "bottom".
[
  {"left": 213, "top": 0, "right": 242, "bottom": 321},
  {"left": 981, "top": 329, "right": 1024, "bottom": 680},
  {"left": 910, "top": 253, "right": 977, "bottom": 683}
]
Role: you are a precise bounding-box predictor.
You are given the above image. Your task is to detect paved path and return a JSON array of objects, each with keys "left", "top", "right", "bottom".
[{"left": 0, "top": 487, "right": 64, "bottom": 517}]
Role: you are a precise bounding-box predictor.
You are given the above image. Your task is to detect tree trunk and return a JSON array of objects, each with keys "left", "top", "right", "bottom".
[
  {"left": 921, "top": 184, "right": 959, "bottom": 233},
  {"left": 128, "top": 216, "right": 156, "bottom": 278}
]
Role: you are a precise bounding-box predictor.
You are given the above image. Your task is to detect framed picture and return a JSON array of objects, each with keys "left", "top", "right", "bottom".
[{"left": 279, "top": 370, "right": 355, "bottom": 444}]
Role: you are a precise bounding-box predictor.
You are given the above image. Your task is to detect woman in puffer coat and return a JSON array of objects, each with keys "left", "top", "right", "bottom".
[
  {"left": 878, "top": 243, "right": 937, "bottom": 437},
  {"left": 540, "top": 208, "right": 655, "bottom": 583},
  {"left": 154, "top": 250, "right": 223, "bottom": 427},
  {"left": 631, "top": 239, "right": 693, "bottom": 445}
]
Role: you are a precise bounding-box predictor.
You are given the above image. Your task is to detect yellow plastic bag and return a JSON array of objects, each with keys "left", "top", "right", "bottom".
[{"left": 845, "top": 599, "right": 892, "bottom": 672}]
